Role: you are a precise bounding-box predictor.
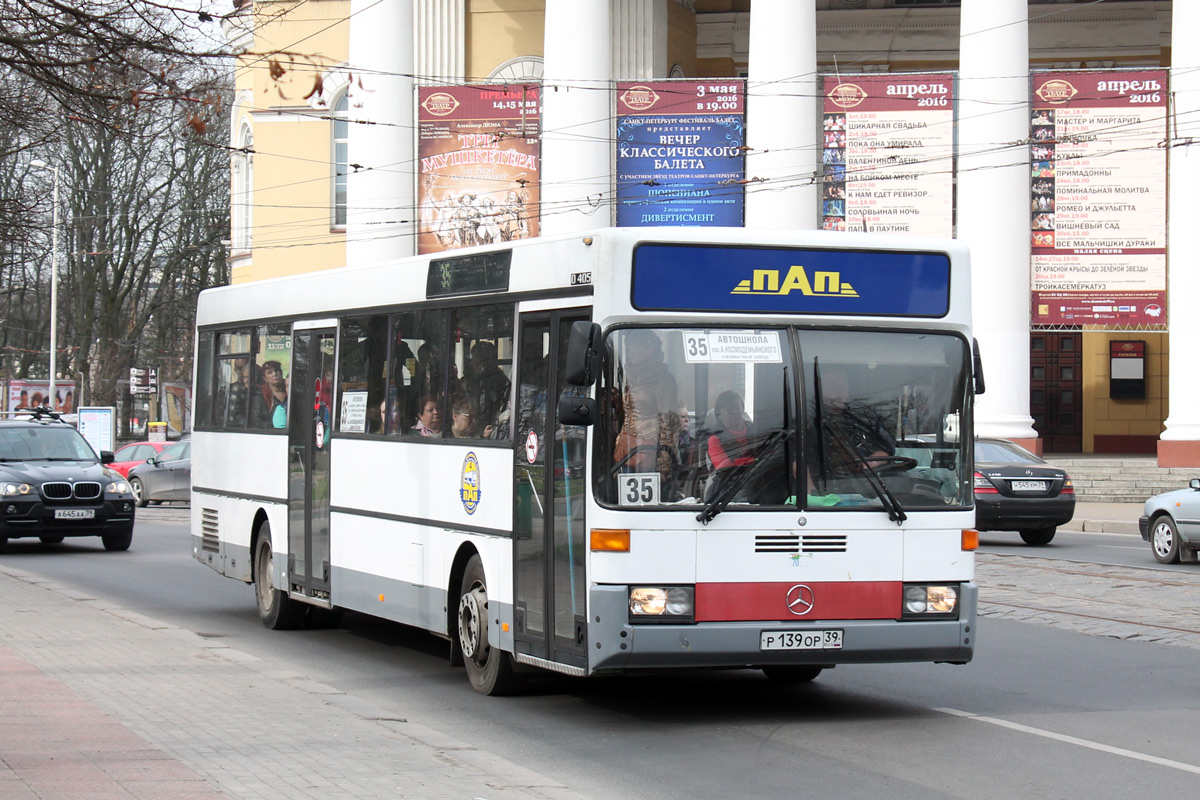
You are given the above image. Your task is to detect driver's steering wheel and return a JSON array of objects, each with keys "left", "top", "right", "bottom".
[
  {"left": 611, "top": 444, "right": 676, "bottom": 477},
  {"left": 863, "top": 455, "right": 919, "bottom": 475}
]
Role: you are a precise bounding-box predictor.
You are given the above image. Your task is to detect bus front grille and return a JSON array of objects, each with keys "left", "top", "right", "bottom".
[{"left": 755, "top": 534, "right": 847, "bottom": 553}]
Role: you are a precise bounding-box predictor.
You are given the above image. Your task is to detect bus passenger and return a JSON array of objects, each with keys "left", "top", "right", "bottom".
[
  {"left": 467, "top": 341, "right": 510, "bottom": 433},
  {"left": 707, "top": 390, "right": 754, "bottom": 470},
  {"left": 450, "top": 400, "right": 474, "bottom": 438},
  {"left": 412, "top": 395, "right": 441, "bottom": 437},
  {"left": 257, "top": 360, "right": 288, "bottom": 428},
  {"left": 613, "top": 330, "right": 680, "bottom": 480}
]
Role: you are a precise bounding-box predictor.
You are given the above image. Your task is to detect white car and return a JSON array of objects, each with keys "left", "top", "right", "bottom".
[{"left": 1139, "top": 479, "right": 1200, "bottom": 564}]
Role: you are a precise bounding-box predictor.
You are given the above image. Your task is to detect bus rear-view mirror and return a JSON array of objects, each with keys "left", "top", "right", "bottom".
[
  {"left": 557, "top": 395, "right": 597, "bottom": 427},
  {"left": 565, "top": 321, "right": 602, "bottom": 386}
]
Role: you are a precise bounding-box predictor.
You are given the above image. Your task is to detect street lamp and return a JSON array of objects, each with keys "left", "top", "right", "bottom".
[{"left": 30, "top": 159, "right": 59, "bottom": 406}]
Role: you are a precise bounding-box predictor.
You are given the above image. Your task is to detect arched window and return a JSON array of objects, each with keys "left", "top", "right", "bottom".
[
  {"left": 232, "top": 124, "right": 253, "bottom": 252},
  {"left": 332, "top": 91, "right": 349, "bottom": 228}
]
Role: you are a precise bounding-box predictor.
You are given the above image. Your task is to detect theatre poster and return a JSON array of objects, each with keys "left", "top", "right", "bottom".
[
  {"left": 615, "top": 80, "right": 745, "bottom": 227},
  {"left": 820, "top": 73, "right": 955, "bottom": 237},
  {"left": 417, "top": 85, "right": 540, "bottom": 255},
  {"left": 1030, "top": 70, "right": 1167, "bottom": 328}
]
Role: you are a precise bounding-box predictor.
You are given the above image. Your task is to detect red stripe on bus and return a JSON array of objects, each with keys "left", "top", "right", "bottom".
[{"left": 695, "top": 581, "right": 902, "bottom": 622}]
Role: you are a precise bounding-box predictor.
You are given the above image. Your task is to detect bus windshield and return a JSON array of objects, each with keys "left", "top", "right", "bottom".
[{"left": 600, "top": 327, "right": 971, "bottom": 512}]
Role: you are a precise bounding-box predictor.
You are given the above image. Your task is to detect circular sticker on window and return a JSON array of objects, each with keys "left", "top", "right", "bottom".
[
  {"left": 460, "top": 452, "right": 481, "bottom": 515},
  {"left": 525, "top": 431, "right": 539, "bottom": 463},
  {"left": 315, "top": 420, "right": 325, "bottom": 449}
]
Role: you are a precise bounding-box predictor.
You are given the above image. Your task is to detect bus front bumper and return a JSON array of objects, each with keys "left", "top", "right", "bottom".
[{"left": 587, "top": 582, "right": 977, "bottom": 673}]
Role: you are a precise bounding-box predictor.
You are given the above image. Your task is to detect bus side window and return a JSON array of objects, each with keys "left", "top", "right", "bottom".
[
  {"left": 194, "top": 331, "right": 214, "bottom": 429},
  {"left": 339, "top": 315, "right": 388, "bottom": 434}
]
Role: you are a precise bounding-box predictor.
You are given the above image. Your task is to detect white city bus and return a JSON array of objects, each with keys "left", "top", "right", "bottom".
[{"left": 192, "top": 227, "right": 982, "bottom": 694}]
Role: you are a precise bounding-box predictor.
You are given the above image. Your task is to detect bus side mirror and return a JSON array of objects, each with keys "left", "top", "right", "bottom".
[
  {"left": 557, "top": 395, "right": 597, "bottom": 427},
  {"left": 565, "top": 321, "right": 603, "bottom": 386},
  {"left": 972, "top": 337, "right": 986, "bottom": 396}
]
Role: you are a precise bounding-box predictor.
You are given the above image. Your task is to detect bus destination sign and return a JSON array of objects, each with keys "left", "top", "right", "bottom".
[
  {"left": 631, "top": 243, "right": 950, "bottom": 317},
  {"left": 426, "top": 250, "right": 512, "bottom": 298}
]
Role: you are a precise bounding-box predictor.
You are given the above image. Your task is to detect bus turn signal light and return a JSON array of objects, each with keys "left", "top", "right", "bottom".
[
  {"left": 590, "top": 529, "right": 630, "bottom": 552},
  {"left": 962, "top": 529, "right": 979, "bottom": 550}
]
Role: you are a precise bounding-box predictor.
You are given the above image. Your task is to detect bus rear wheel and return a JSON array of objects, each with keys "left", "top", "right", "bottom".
[
  {"left": 255, "top": 522, "right": 304, "bottom": 630},
  {"left": 457, "top": 554, "right": 518, "bottom": 696}
]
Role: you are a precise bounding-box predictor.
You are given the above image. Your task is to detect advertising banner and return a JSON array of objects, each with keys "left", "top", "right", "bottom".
[
  {"left": 7, "top": 380, "right": 77, "bottom": 412},
  {"left": 417, "top": 85, "right": 540, "bottom": 255},
  {"left": 1030, "top": 70, "right": 1168, "bottom": 328},
  {"left": 615, "top": 80, "right": 745, "bottom": 227},
  {"left": 821, "top": 73, "right": 955, "bottom": 237}
]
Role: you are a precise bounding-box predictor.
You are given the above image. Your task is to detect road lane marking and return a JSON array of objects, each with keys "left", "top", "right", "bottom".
[{"left": 934, "top": 707, "right": 1200, "bottom": 775}]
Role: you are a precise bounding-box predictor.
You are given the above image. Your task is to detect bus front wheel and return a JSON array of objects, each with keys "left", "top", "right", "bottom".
[
  {"left": 255, "top": 522, "right": 304, "bottom": 630},
  {"left": 457, "top": 554, "right": 518, "bottom": 695}
]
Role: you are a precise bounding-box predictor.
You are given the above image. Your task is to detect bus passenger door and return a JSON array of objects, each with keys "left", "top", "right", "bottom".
[
  {"left": 287, "top": 326, "right": 336, "bottom": 600},
  {"left": 513, "top": 310, "right": 590, "bottom": 668}
]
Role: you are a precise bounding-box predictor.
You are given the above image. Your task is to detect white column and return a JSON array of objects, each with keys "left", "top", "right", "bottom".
[
  {"left": 957, "top": 0, "right": 1037, "bottom": 445},
  {"left": 744, "top": 0, "right": 818, "bottom": 229},
  {"left": 1160, "top": 0, "right": 1200, "bottom": 466},
  {"left": 415, "top": 0, "right": 464, "bottom": 84},
  {"left": 347, "top": 0, "right": 416, "bottom": 264},
  {"left": 540, "top": 0, "right": 612, "bottom": 235},
  {"left": 612, "top": 0, "right": 668, "bottom": 80}
]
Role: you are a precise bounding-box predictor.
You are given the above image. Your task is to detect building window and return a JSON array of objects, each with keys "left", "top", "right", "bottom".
[
  {"left": 232, "top": 125, "right": 253, "bottom": 251},
  {"left": 333, "top": 92, "right": 348, "bottom": 228}
]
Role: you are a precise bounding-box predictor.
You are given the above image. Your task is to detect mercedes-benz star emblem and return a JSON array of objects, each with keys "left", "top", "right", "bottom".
[{"left": 785, "top": 584, "right": 815, "bottom": 616}]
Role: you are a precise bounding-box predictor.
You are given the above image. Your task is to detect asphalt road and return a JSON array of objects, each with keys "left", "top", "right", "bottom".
[{"left": 4, "top": 507, "right": 1200, "bottom": 800}]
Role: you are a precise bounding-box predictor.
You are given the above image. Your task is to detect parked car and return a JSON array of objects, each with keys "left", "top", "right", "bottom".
[
  {"left": 108, "top": 440, "right": 171, "bottom": 478},
  {"left": 0, "top": 409, "right": 136, "bottom": 552},
  {"left": 1139, "top": 479, "right": 1200, "bottom": 564},
  {"left": 973, "top": 437, "right": 1075, "bottom": 546},
  {"left": 127, "top": 440, "right": 191, "bottom": 507}
]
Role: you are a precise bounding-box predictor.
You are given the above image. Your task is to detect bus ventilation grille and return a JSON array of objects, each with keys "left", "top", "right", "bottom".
[
  {"left": 201, "top": 508, "right": 220, "bottom": 553},
  {"left": 755, "top": 534, "right": 847, "bottom": 553}
]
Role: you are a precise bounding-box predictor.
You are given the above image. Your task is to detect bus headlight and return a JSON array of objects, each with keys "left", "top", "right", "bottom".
[
  {"left": 902, "top": 584, "right": 959, "bottom": 618},
  {"left": 629, "top": 586, "right": 694, "bottom": 623},
  {"left": 2, "top": 483, "right": 31, "bottom": 497}
]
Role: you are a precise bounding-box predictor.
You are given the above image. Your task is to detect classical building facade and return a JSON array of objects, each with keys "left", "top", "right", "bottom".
[{"left": 225, "top": 0, "right": 1199, "bottom": 465}]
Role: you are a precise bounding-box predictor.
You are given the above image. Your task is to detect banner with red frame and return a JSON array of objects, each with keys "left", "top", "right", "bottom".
[
  {"left": 1030, "top": 70, "right": 1167, "bottom": 328},
  {"left": 820, "top": 73, "right": 955, "bottom": 237},
  {"left": 417, "top": 85, "right": 541, "bottom": 255}
]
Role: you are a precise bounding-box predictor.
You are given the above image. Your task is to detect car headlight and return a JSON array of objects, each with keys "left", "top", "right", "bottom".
[
  {"left": 629, "top": 586, "right": 695, "bottom": 623},
  {"left": 106, "top": 480, "right": 129, "bottom": 494},
  {"left": 2, "top": 483, "right": 32, "bottom": 497},
  {"left": 902, "top": 584, "right": 959, "bottom": 618}
]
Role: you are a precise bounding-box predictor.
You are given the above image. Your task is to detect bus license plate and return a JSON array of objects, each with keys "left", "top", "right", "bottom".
[
  {"left": 760, "top": 630, "right": 843, "bottom": 651},
  {"left": 1010, "top": 480, "right": 1046, "bottom": 492},
  {"left": 54, "top": 509, "right": 94, "bottom": 520}
]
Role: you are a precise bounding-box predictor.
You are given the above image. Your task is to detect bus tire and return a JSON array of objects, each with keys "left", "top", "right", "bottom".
[
  {"left": 254, "top": 521, "right": 304, "bottom": 630},
  {"left": 457, "top": 554, "right": 518, "bottom": 696},
  {"left": 762, "top": 665, "right": 825, "bottom": 683}
]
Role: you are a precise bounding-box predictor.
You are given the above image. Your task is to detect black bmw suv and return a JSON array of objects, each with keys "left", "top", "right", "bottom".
[{"left": 0, "top": 409, "right": 136, "bottom": 552}]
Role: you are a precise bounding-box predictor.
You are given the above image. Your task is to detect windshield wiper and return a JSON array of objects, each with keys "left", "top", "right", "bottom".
[
  {"left": 697, "top": 429, "right": 789, "bottom": 525},
  {"left": 823, "top": 422, "right": 907, "bottom": 524}
]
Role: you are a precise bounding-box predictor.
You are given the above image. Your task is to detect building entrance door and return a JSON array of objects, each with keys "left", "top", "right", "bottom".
[{"left": 1030, "top": 332, "right": 1082, "bottom": 453}]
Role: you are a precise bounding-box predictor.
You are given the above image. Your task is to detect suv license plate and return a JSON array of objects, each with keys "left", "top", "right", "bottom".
[
  {"left": 760, "top": 630, "right": 843, "bottom": 651},
  {"left": 54, "top": 509, "right": 95, "bottom": 520},
  {"left": 1010, "top": 480, "right": 1047, "bottom": 492}
]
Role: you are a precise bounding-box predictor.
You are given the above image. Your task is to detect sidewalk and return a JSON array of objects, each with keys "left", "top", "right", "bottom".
[
  {"left": 1060, "top": 500, "right": 1144, "bottom": 535},
  {"left": 0, "top": 562, "right": 591, "bottom": 800}
]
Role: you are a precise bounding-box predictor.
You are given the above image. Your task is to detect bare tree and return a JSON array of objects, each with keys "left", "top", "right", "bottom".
[{"left": 53, "top": 74, "right": 231, "bottom": 411}]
